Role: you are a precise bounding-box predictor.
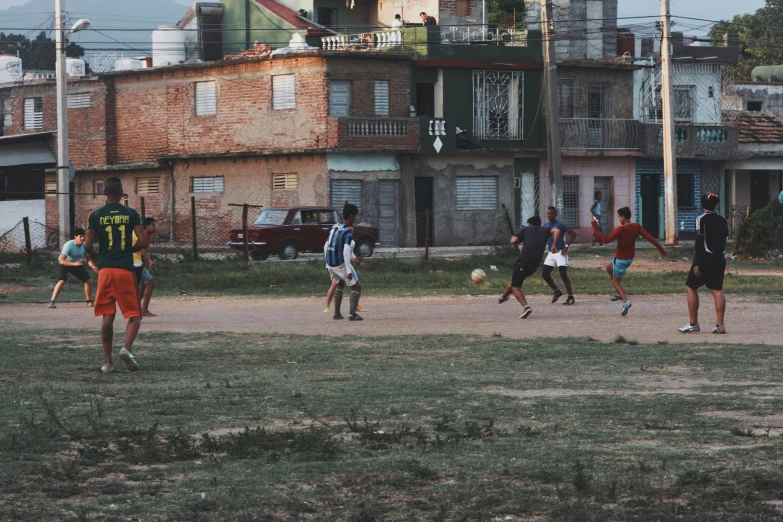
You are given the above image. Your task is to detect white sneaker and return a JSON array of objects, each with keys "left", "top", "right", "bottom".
[
  {"left": 678, "top": 323, "right": 700, "bottom": 333},
  {"left": 119, "top": 348, "right": 139, "bottom": 372},
  {"left": 101, "top": 364, "right": 114, "bottom": 374}
]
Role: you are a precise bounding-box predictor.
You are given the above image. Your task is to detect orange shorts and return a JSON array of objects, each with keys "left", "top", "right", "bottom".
[{"left": 94, "top": 268, "right": 141, "bottom": 318}]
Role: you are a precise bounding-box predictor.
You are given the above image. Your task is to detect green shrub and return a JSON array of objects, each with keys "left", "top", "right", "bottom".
[{"left": 734, "top": 200, "right": 783, "bottom": 256}]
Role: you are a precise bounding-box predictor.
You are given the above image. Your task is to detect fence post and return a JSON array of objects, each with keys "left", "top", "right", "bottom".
[
  {"left": 242, "top": 203, "right": 249, "bottom": 263},
  {"left": 22, "top": 217, "right": 32, "bottom": 265},
  {"left": 424, "top": 209, "right": 430, "bottom": 262},
  {"left": 191, "top": 196, "right": 198, "bottom": 260},
  {"left": 140, "top": 196, "right": 146, "bottom": 224}
]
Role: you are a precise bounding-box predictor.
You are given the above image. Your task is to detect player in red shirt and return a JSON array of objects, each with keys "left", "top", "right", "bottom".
[{"left": 591, "top": 207, "right": 668, "bottom": 316}]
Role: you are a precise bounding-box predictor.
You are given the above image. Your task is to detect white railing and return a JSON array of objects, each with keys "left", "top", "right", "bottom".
[
  {"left": 346, "top": 118, "right": 409, "bottom": 137},
  {"left": 560, "top": 118, "right": 640, "bottom": 150},
  {"left": 441, "top": 26, "right": 526, "bottom": 45},
  {"left": 374, "top": 30, "right": 403, "bottom": 47},
  {"left": 322, "top": 36, "right": 348, "bottom": 50},
  {"left": 428, "top": 119, "right": 446, "bottom": 136}
]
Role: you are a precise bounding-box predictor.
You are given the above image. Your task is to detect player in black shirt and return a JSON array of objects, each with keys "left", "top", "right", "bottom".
[{"left": 679, "top": 193, "right": 730, "bottom": 334}]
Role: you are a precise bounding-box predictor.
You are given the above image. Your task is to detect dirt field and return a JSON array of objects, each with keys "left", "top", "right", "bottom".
[{"left": 2, "top": 293, "right": 779, "bottom": 345}]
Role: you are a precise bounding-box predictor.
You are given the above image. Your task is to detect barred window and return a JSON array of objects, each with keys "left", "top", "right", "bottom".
[
  {"left": 191, "top": 176, "right": 224, "bottom": 193},
  {"left": 558, "top": 79, "right": 575, "bottom": 118},
  {"left": 67, "top": 93, "right": 91, "bottom": 109},
  {"left": 456, "top": 177, "right": 498, "bottom": 211},
  {"left": 473, "top": 70, "right": 524, "bottom": 140},
  {"left": 195, "top": 81, "right": 217, "bottom": 116},
  {"left": 272, "top": 75, "right": 296, "bottom": 110},
  {"left": 562, "top": 175, "right": 579, "bottom": 226},
  {"left": 136, "top": 177, "right": 160, "bottom": 195},
  {"left": 24, "top": 97, "right": 43, "bottom": 129},
  {"left": 273, "top": 173, "right": 298, "bottom": 190},
  {"left": 45, "top": 181, "right": 57, "bottom": 198}
]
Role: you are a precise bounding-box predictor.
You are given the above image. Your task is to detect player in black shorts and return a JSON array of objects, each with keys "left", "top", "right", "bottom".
[
  {"left": 498, "top": 216, "right": 561, "bottom": 319},
  {"left": 679, "top": 193, "right": 730, "bottom": 334},
  {"left": 49, "top": 228, "right": 98, "bottom": 308}
]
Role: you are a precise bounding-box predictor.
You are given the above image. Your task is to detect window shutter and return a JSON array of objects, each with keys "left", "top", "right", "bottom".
[
  {"left": 24, "top": 98, "right": 43, "bottom": 129},
  {"left": 195, "top": 81, "right": 217, "bottom": 116},
  {"left": 329, "top": 81, "right": 351, "bottom": 117},
  {"left": 136, "top": 178, "right": 160, "bottom": 195},
  {"left": 191, "top": 176, "right": 224, "bottom": 193},
  {"left": 45, "top": 181, "right": 57, "bottom": 198},
  {"left": 273, "top": 75, "right": 296, "bottom": 110},
  {"left": 331, "top": 179, "right": 362, "bottom": 212},
  {"left": 456, "top": 177, "right": 498, "bottom": 211},
  {"left": 374, "top": 80, "right": 389, "bottom": 116},
  {"left": 67, "top": 93, "right": 91, "bottom": 109},
  {"left": 273, "top": 173, "right": 299, "bottom": 190}
]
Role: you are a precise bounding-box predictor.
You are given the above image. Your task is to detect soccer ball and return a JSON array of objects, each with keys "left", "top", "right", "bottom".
[{"left": 471, "top": 269, "right": 486, "bottom": 284}]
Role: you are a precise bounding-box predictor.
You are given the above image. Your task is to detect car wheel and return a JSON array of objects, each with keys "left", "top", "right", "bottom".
[
  {"left": 278, "top": 241, "right": 299, "bottom": 260},
  {"left": 250, "top": 251, "right": 269, "bottom": 261},
  {"left": 357, "top": 239, "right": 374, "bottom": 258}
]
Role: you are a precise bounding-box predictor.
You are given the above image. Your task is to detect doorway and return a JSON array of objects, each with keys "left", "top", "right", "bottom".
[
  {"left": 750, "top": 171, "right": 770, "bottom": 211},
  {"left": 640, "top": 174, "right": 660, "bottom": 238},
  {"left": 593, "top": 176, "right": 612, "bottom": 234},
  {"left": 414, "top": 177, "right": 433, "bottom": 247}
]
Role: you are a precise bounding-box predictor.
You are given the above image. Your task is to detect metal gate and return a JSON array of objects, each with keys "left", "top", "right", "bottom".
[
  {"left": 378, "top": 180, "right": 398, "bottom": 246},
  {"left": 518, "top": 170, "right": 540, "bottom": 225},
  {"left": 331, "top": 179, "right": 362, "bottom": 211}
]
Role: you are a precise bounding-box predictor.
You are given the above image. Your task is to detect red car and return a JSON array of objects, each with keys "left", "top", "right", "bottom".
[{"left": 228, "top": 206, "right": 381, "bottom": 260}]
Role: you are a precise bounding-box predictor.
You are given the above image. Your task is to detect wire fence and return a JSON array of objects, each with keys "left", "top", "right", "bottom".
[{"left": 0, "top": 218, "right": 60, "bottom": 262}]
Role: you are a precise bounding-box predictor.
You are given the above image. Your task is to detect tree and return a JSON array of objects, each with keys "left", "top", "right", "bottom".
[
  {"left": 0, "top": 31, "right": 85, "bottom": 71},
  {"left": 709, "top": 0, "right": 783, "bottom": 80},
  {"left": 487, "top": 0, "right": 526, "bottom": 26}
]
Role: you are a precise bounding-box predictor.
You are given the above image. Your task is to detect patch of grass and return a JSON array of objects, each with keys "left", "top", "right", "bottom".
[{"left": 2, "top": 327, "right": 783, "bottom": 519}]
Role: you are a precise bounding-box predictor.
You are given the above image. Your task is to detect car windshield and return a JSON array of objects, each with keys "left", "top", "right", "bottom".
[{"left": 253, "top": 210, "right": 288, "bottom": 226}]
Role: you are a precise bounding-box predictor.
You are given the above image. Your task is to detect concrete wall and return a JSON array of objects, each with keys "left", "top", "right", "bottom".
[
  {"left": 0, "top": 199, "right": 46, "bottom": 249},
  {"left": 558, "top": 66, "right": 635, "bottom": 119},
  {"left": 732, "top": 83, "right": 783, "bottom": 120}
]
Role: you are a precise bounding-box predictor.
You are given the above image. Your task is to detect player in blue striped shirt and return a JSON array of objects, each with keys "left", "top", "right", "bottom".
[{"left": 324, "top": 203, "right": 364, "bottom": 320}]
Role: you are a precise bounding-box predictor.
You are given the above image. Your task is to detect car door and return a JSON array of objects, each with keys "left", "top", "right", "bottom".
[
  {"left": 317, "top": 210, "right": 339, "bottom": 249},
  {"left": 297, "top": 210, "right": 322, "bottom": 251}
]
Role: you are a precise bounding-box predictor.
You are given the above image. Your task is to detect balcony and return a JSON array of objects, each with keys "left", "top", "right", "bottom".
[
  {"left": 560, "top": 119, "right": 640, "bottom": 151},
  {"left": 330, "top": 117, "right": 419, "bottom": 151},
  {"left": 641, "top": 124, "right": 738, "bottom": 159},
  {"left": 321, "top": 27, "right": 542, "bottom": 63}
]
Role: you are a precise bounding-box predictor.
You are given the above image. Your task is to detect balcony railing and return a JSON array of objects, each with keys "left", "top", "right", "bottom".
[
  {"left": 322, "top": 25, "right": 528, "bottom": 50},
  {"left": 346, "top": 118, "right": 409, "bottom": 137},
  {"left": 560, "top": 118, "right": 640, "bottom": 150},
  {"left": 656, "top": 125, "right": 730, "bottom": 143}
]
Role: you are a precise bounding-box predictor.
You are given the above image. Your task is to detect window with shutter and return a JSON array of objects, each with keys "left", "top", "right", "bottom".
[
  {"left": 331, "top": 179, "right": 362, "bottom": 212},
  {"left": 45, "top": 181, "right": 57, "bottom": 198},
  {"left": 456, "top": 177, "right": 498, "bottom": 211},
  {"left": 374, "top": 80, "right": 389, "bottom": 116},
  {"left": 195, "top": 81, "right": 217, "bottom": 116},
  {"left": 136, "top": 178, "right": 160, "bottom": 195},
  {"left": 329, "top": 80, "right": 351, "bottom": 117},
  {"left": 24, "top": 97, "right": 43, "bottom": 129},
  {"left": 191, "top": 176, "right": 225, "bottom": 193},
  {"left": 67, "top": 93, "right": 91, "bottom": 109},
  {"left": 273, "top": 75, "right": 296, "bottom": 110},
  {"left": 273, "top": 173, "right": 298, "bottom": 190}
]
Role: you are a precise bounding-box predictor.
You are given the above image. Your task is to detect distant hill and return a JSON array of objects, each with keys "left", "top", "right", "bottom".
[{"left": 0, "top": 0, "right": 191, "bottom": 67}]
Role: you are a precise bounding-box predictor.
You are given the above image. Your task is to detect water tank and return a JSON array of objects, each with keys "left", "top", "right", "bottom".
[
  {"left": 152, "top": 25, "right": 187, "bottom": 67},
  {"left": 114, "top": 57, "right": 145, "bottom": 71},
  {"left": 0, "top": 55, "right": 23, "bottom": 84},
  {"left": 66, "top": 58, "right": 86, "bottom": 77}
]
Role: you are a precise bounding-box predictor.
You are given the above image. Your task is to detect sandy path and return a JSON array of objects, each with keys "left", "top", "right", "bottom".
[{"left": 2, "top": 294, "right": 779, "bottom": 345}]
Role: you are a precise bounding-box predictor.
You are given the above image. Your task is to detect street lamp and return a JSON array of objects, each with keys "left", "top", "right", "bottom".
[{"left": 55, "top": 0, "right": 90, "bottom": 245}]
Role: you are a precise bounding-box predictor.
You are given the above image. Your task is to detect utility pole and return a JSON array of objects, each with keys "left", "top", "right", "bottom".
[
  {"left": 55, "top": 0, "right": 70, "bottom": 245},
  {"left": 540, "top": 0, "right": 563, "bottom": 211},
  {"left": 660, "top": 0, "right": 678, "bottom": 245}
]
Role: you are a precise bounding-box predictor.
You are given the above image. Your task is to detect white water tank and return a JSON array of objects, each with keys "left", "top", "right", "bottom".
[
  {"left": 152, "top": 25, "right": 187, "bottom": 67},
  {"left": 114, "top": 57, "right": 145, "bottom": 71},
  {"left": 66, "top": 58, "right": 86, "bottom": 77},
  {"left": 0, "top": 55, "right": 23, "bottom": 84}
]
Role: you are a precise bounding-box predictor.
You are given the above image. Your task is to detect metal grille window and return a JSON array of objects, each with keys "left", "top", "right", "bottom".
[
  {"left": 24, "top": 97, "right": 43, "bottom": 130},
  {"left": 518, "top": 171, "right": 540, "bottom": 223},
  {"left": 456, "top": 177, "right": 498, "bottom": 211},
  {"left": 331, "top": 179, "right": 362, "bottom": 212},
  {"left": 195, "top": 81, "right": 217, "bottom": 116},
  {"left": 374, "top": 80, "right": 389, "bottom": 116},
  {"left": 558, "top": 79, "right": 575, "bottom": 118},
  {"left": 329, "top": 80, "right": 351, "bottom": 117},
  {"left": 653, "top": 86, "right": 695, "bottom": 123},
  {"left": 272, "top": 75, "right": 296, "bottom": 110},
  {"left": 473, "top": 70, "right": 524, "bottom": 140},
  {"left": 45, "top": 181, "right": 57, "bottom": 198},
  {"left": 562, "top": 176, "right": 579, "bottom": 226},
  {"left": 273, "top": 173, "right": 298, "bottom": 190},
  {"left": 191, "top": 176, "right": 224, "bottom": 193},
  {"left": 136, "top": 177, "right": 160, "bottom": 195},
  {"left": 67, "top": 93, "right": 91, "bottom": 109}
]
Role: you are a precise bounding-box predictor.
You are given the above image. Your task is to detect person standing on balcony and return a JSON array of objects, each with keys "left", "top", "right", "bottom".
[
  {"left": 392, "top": 14, "right": 404, "bottom": 28},
  {"left": 590, "top": 191, "right": 604, "bottom": 247},
  {"left": 419, "top": 12, "right": 437, "bottom": 25}
]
